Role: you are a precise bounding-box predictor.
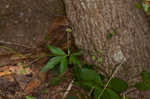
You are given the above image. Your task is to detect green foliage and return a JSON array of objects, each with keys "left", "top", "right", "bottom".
[
  {"left": 43, "top": 89, "right": 49, "bottom": 94},
  {"left": 66, "top": 28, "right": 72, "bottom": 33},
  {"left": 141, "top": 71, "right": 150, "bottom": 83},
  {"left": 69, "top": 53, "right": 81, "bottom": 65},
  {"left": 47, "top": 44, "right": 66, "bottom": 56},
  {"left": 142, "top": 3, "right": 150, "bottom": 12},
  {"left": 97, "top": 57, "right": 103, "bottom": 63},
  {"left": 108, "top": 78, "right": 128, "bottom": 93},
  {"left": 67, "top": 95, "right": 78, "bottom": 99},
  {"left": 20, "top": 69, "right": 27, "bottom": 75},
  {"left": 135, "top": 1, "right": 150, "bottom": 12},
  {"left": 135, "top": 3, "right": 142, "bottom": 9},
  {"left": 60, "top": 57, "right": 68, "bottom": 75},
  {"left": 41, "top": 44, "right": 70, "bottom": 74},
  {"left": 79, "top": 68, "right": 102, "bottom": 85},
  {"left": 94, "top": 88, "right": 120, "bottom": 99},
  {"left": 135, "top": 82, "right": 150, "bottom": 91},
  {"left": 41, "top": 45, "right": 134, "bottom": 99},
  {"left": 108, "top": 31, "right": 116, "bottom": 39},
  {"left": 125, "top": 96, "right": 132, "bottom": 99},
  {"left": 41, "top": 56, "right": 63, "bottom": 72},
  {"left": 49, "top": 77, "right": 62, "bottom": 86},
  {"left": 25, "top": 96, "right": 36, "bottom": 99},
  {"left": 92, "top": 55, "right": 96, "bottom": 61},
  {"left": 135, "top": 71, "right": 150, "bottom": 91}
]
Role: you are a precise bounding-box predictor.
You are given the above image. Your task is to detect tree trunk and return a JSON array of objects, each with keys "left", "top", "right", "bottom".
[{"left": 63, "top": 0, "right": 150, "bottom": 85}]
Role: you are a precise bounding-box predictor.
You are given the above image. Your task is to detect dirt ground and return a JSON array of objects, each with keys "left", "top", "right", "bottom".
[
  {"left": 0, "top": 0, "right": 74, "bottom": 99},
  {"left": 0, "top": 0, "right": 65, "bottom": 53}
]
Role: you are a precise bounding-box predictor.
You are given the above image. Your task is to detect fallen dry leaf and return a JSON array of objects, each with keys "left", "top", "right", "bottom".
[{"left": 24, "top": 78, "right": 41, "bottom": 95}]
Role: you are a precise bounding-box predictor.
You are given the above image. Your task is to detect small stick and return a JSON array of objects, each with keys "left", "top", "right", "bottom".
[
  {"left": 0, "top": 40, "right": 33, "bottom": 49},
  {"left": 98, "top": 60, "right": 125, "bottom": 99},
  {"left": 63, "top": 80, "right": 74, "bottom": 99}
]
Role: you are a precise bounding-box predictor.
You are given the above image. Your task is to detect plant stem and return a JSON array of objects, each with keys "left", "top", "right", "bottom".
[{"left": 98, "top": 61, "right": 125, "bottom": 99}]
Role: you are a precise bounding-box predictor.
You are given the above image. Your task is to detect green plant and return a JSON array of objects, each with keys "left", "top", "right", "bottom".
[
  {"left": 108, "top": 31, "right": 116, "bottom": 39},
  {"left": 135, "top": 0, "right": 150, "bottom": 12},
  {"left": 74, "top": 67, "right": 128, "bottom": 99},
  {"left": 41, "top": 44, "right": 81, "bottom": 75},
  {"left": 135, "top": 71, "right": 150, "bottom": 91},
  {"left": 41, "top": 45, "right": 131, "bottom": 99},
  {"left": 49, "top": 77, "right": 63, "bottom": 86},
  {"left": 43, "top": 89, "right": 49, "bottom": 94}
]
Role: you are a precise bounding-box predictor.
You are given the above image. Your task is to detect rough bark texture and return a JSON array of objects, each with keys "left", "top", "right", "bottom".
[{"left": 63, "top": 0, "right": 150, "bottom": 88}]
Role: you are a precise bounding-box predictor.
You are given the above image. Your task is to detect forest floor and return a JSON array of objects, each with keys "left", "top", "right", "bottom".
[
  {"left": 0, "top": 0, "right": 150, "bottom": 99},
  {"left": 0, "top": 0, "right": 81, "bottom": 99}
]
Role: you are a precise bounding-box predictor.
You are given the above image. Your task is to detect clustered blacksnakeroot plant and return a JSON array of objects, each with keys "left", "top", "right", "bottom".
[
  {"left": 40, "top": 44, "right": 130, "bottom": 99},
  {"left": 40, "top": 44, "right": 150, "bottom": 99}
]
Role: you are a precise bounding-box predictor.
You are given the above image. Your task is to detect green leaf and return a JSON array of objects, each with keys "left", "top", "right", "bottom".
[
  {"left": 92, "top": 55, "right": 96, "bottom": 61},
  {"left": 60, "top": 57, "right": 68, "bottom": 75},
  {"left": 142, "top": 0, "right": 146, "bottom": 3},
  {"left": 47, "top": 44, "right": 66, "bottom": 56},
  {"left": 108, "top": 33, "right": 113, "bottom": 38},
  {"left": 105, "top": 88, "right": 120, "bottom": 99},
  {"left": 111, "top": 31, "right": 116, "bottom": 35},
  {"left": 141, "top": 71, "right": 150, "bottom": 83},
  {"left": 73, "top": 81, "right": 92, "bottom": 91},
  {"left": 142, "top": 3, "right": 150, "bottom": 12},
  {"left": 79, "top": 68, "right": 102, "bottom": 85},
  {"left": 41, "top": 56, "right": 63, "bottom": 72},
  {"left": 108, "top": 78, "right": 128, "bottom": 93},
  {"left": 135, "top": 3, "right": 142, "bottom": 9},
  {"left": 49, "top": 77, "right": 62, "bottom": 86},
  {"left": 99, "top": 74, "right": 105, "bottom": 81},
  {"left": 67, "top": 95, "right": 78, "bottom": 99},
  {"left": 97, "top": 57, "right": 103, "bottom": 63},
  {"left": 94, "top": 88, "right": 120, "bottom": 99},
  {"left": 71, "top": 51, "right": 82, "bottom": 56},
  {"left": 135, "top": 82, "right": 150, "bottom": 91},
  {"left": 43, "top": 89, "right": 49, "bottom": 94},
  {"left": 20, "top": 69, "right": 26, "bottom": 75},
  {"left": 66, "top": 28, "right": 72, "bottom": 32},
  {"left": 25, "top": 96, "right": 36, "bottom": 99},
  {"left": 124, "top": 96, "right": 132, "bottom": 99},
  {"left": 69, "top": 55, "right": 80, "bottom": 65},
  {"left": 94, "top": 88, "right": 102, "bottom": 99},
  {"left": 75, "top": 80, "right": 101, "bottom": 91},
  {"left": 94, "top": 87, "right": 103, "bottom": 99}
]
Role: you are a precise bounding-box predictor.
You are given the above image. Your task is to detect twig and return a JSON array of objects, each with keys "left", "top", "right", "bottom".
[
  {"left": 0, "top": 45, "right": 17, "bottom": 54},
  {"left": 98, "top": 60, "right": 125, "bottom": 99},
  {"left": 0, "top": 40, "right": 33, "bottom": 49},
  {"left": 63, "top": 80, "right": 74, "bottom": 99}
]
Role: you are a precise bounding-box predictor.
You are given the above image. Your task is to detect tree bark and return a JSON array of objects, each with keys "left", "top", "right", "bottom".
[{"left": 63, "top": 0, "right": 150, "bottom": 86}]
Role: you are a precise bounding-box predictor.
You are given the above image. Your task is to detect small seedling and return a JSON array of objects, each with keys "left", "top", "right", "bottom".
[{"left": 41, "top": 44, "right": 81, "bottom": 75}]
